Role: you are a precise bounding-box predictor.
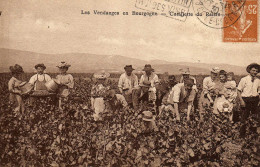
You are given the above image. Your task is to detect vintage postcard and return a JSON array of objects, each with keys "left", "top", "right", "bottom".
[{"left": 0, "top": 0, "right": 259, "bottom": 166}]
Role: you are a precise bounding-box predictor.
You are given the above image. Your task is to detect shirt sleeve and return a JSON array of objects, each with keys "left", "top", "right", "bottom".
[
  {"left": 45, "top": 74, "right": 52, "bottom": 82},
  {"left": 154, "top": 75, "right": 159, "bottom": 85},
  {"left": 237, "top": 78, "right": 245, "bottom": 92},
  {"left": 134, "top": 75, "right": 139, "bottom": 88},
  {"left": 118, "top": 75, "right": 124, "bottom": 89},
  {"left": 172, "top": 85, "right": 181, "bottom": 103},
  {"left": 8, "top": 79, "right": 14, "bottom": 92},
  {"left": 67, "top": 74, "right": 74, "bottom": 89},
  {"left": 179, "top": 76, "right": 184, "bottom": 83},
  {"left": 193, "top": 77, "right": 197, "bottom": 85},
  {"left": 257, "top": 80, "right": 260, "bottom": 95},
  {"left": 139, "top": 75, "right": 144, "bottom": 85},
  {"left": 202, "top": 77, "right": 209, "bottom": 94},
  {"left": 29, "top": 75, "right": 36, "bottom": 85},
  {"left": 230, "top": 81, "right": 237, "bottom": 89},
  {"left": 117, "top": 94, "right": 128, "bottom": 107}
]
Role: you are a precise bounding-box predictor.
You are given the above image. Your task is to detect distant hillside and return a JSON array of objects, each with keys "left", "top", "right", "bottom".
[{"left": 0, "top": 48, "right": 247, "bottom": 75}]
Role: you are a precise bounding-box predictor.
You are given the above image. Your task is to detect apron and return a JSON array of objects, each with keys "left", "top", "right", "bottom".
[
  {"left": 35, "top": 74, "right": 47, "bottom": 90},
  {"left": 91, "top": 97, "right": 105, "bottom": 121}
]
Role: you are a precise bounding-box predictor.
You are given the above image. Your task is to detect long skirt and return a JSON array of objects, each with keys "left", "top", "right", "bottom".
[{"left": 91, "top": 97, "right": 105, "bottom": 121}]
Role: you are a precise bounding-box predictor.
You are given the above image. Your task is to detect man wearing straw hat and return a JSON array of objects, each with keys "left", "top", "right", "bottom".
[
  {"left": 118, "top": 65, "right": 138, "bottom": 107},
  {"left": 237, "top": 63, "right": 260, "bottom": 137}
]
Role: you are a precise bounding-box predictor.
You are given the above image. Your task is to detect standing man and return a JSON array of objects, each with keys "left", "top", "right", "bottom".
[
  {"left": 118, "top": 65, "right": 138, "bottom": 106},
  {"left": 237, "top": 63, "right": 260, "bottom": 137},
  {"left": 167, "top": 78, "right": 197, "bottom": 121},
  {"left": 29, "top": 63, "right": 52, "bottom": 106}
]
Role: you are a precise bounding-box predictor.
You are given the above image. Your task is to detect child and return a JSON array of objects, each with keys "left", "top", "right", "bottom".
[
  {"left": 8, "top": 64, "right": 25, "bottom": 114},
  {"left": 214, "top": 72, "right": 237, "bottom": 121},
  {"left": 91, "top": 70, "right": 110, "bottom": 121},
  {"left": 224, "top": 72, "right": 237, "bottom": 99},
  {"left": 55, "top": 62, "right": 74, "bottom": 110}
]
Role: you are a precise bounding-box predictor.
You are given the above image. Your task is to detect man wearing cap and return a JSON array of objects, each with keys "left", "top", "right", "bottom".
[
  {"left": 198, "top": 67, "right": 220, "bottom": 121},
  {"left": 167, "top": 78, "right": 197, "bottom": 121},
  {"left": 118, "top": 65, "right": 138, "bottom": 106},
  {"left": 29, "top": 63, "right": 52, "bottom": 106},
  {"left": 237, "top": 63, "right": 260, "bottom": 136}
]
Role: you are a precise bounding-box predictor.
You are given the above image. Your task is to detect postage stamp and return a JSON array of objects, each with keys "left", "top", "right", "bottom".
[
  {"left": 223, "top": 0, "right": 258, "bottom": 42},
  {"left": 135, "top": 0, "right": 192, "bottom": 22},
  {"left": 193, "top": 0, "right": 246, "bottom": 29}
]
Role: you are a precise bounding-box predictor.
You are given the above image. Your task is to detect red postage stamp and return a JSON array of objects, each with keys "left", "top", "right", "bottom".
[{"left": 223, "top": 0, "right": 258, "bottom": 42}]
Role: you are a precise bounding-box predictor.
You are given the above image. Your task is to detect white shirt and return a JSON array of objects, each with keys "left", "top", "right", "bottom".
[
  {"left": 29, "top": 74, "right": 52, "bottom": 84},
  {"left": 168, "top": 83, "right": 187, "bottom": 103},
  {"left": 202, "top": 76, "right": 217, "bottom": 94},
  {"left": 118, "top": 73, "right": 138, "bottom": 90},
  {"left": 56, "top": 74, "right": 74, "bottom": 89},
  {"left": 237, "top": 75, "right": 260, "bottom": 97},
  {"left": 139, "top": 72, "right": 159, "bottom": 88}
]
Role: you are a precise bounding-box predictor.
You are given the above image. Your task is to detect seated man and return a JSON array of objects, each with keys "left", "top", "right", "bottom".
[
  {"left": 118, "top": 65, "right": 138, "bottom": 107},
  {"left": 132, "top": 80, "right": 155, "bottom": 111},
  {"left": 163, "top": 78, "right": 196, "bottom": 121}
]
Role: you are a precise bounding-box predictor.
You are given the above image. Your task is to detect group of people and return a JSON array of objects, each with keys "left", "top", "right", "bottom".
[
  {"left": 8, "top": 62, "right": 260, "bottom": 133},
  {"left": 8, "top": 62, "right": 74, "bottom": 113}
]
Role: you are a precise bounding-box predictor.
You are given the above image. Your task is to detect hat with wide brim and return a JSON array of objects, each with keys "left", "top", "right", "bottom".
[
  {"left": 35, "top": 63, "right": 46, "bottom": 70},
  {"left": 94, "top": 70, "right": 110, "bottom": 79},
  {"left": 9, "top": 64, "right": 24, "bottom": 74},
  {"left": 124, "top": 65, "right": 135, "bottom": 71},
  {"left": 142, "top": 111, "right": 154, "bottom": 122},
  {"left": 57, "top": 62, "right": 71, "bottom": 68},
  {"left": 211, "top": 67, "right": 220, "bottom": 74},
  {"left": 180, "top": 68, "right": 190, "bottom": 75},
  {"left": 246, "top": 63, "right": 260, "bottom": 73},
  {"left": 142, "top": 64, "right": 154, "bottom": 71}
]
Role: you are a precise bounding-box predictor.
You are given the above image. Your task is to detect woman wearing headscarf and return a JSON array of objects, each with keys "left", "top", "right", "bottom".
[
  {"left": 8, "top": 64, "right": 25, "bottom": 114},
  {"left": 55, "top": 62, "right": 74, "bottom": 110}
]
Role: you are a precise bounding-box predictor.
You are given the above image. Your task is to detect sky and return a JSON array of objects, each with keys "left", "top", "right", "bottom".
[{"left": 0, "top": 0, "right": 259, "bottom": 67}]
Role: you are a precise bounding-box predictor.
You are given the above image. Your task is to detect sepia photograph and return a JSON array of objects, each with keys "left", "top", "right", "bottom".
[{"left": 0, "top": 0, "right": 259, "bottom": 166}]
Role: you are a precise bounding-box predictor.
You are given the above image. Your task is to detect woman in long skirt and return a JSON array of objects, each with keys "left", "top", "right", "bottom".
[
  {"left": 55, "top": 62, "right": 74, "bottom": 110},
  {"left": 91, "top": 70, "right": 110, "bottom": 121},
  {"left": 8, "top": 64, "right": 25, "bottom": 114}
]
